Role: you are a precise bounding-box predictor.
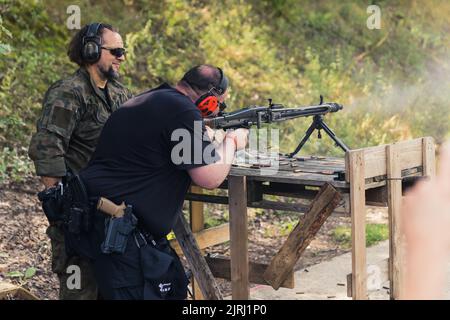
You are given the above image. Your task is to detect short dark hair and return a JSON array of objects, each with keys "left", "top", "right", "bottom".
[
  {"left": 181, "top": 64, "right": 225, "bottom": 93},
  {"left": 67, "top": 23, "right": 116, "bottom": 66}
]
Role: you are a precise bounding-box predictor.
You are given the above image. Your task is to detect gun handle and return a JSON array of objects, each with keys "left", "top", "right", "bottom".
[{"left": 97, "top": 197, "right": 126, "bottom": 218}]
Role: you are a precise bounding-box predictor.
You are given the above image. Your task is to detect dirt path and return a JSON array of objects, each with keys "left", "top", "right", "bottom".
[
  {"left": 0, "top": 178, "right": 58, "bottom": 300},
  {"left": 0, "top": 178, "right": 387, "bottom": 299}
]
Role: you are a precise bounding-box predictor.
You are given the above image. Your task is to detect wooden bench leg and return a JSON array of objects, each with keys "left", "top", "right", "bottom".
[
  {"left": 228, "top": 175, "right": 249, "bottom": 300},
  {"left": 387, "top": 144, "right": 404, "bottom": 299},
  {"left": 190, "top": 185, "right": 204, "bottom": 300},
  {"left": 349, "top": 150, "right": 367, "bottom": 300}
]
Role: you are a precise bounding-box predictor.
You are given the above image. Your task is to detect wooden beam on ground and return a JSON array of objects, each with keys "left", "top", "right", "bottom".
[
  {"left": 171, "top": 223, "right": 230, "bottom": 256},
  {"left": 348, "top": 150, "right": 368, "bottom": 300},
  {"left": 0, "top": 282, "right": 19, "bottom": 300},
  {"left": 172, "top": 213, "right": 223, "bottom": 300},
  {"left": 387, "top": 144, "right": 404, "bottom": 299},
  {"left": 189, "top": 185, "right": 205, "bottom": 300},
  {"left": 263, "top": 183, "right": 341, "bottom": 290},
  {"left": 228, "top": 175, "right": 249, "bottom": 300},
  {"left": 205, "top": 256, "right": 295, "bottom": 289},
  {"left": 0, "top": 282, "right": 39, "bottom": 300}
]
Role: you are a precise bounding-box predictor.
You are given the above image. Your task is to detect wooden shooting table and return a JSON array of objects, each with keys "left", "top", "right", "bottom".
[{"left": 182, "top": 137, "right": 435, "bottom": 300}]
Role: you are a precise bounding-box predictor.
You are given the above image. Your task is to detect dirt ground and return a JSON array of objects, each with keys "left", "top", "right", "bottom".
[{"left": 0, "top": 177, "right": 387, "bottom": 300}]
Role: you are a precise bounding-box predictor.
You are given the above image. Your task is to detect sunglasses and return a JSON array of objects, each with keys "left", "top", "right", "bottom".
[{"left": 101, "top": 47, "right": 126, "bottom": 58}]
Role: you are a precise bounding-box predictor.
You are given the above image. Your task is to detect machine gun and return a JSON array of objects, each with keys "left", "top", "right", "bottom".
[{"left": 204, "top": 96, "right": 350, "bottom": 157}]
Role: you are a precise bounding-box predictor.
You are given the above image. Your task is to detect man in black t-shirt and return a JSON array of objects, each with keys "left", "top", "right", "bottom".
[{"left": 76, "top": 65, "right": 248, "bottom": 299}]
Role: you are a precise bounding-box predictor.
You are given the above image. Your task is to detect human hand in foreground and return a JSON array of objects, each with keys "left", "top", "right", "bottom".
[
  {"left": 401, "top": 142, "right": 450, "bottom": 299},
  {"left": 402, "top": 142, "right": 450, "bottom": 250}
]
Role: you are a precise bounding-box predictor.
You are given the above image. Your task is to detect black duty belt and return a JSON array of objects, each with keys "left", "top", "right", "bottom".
[{"left": 134, "top": 229, "right": 157, "bottom": 248}]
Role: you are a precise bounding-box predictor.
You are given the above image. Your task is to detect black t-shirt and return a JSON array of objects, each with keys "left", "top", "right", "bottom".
[
  {"left": 97, "top": 86, "right": 114, "bottom": 109},
  {"left": 80, "top": 83, "right": 216, "bottom": 239}
]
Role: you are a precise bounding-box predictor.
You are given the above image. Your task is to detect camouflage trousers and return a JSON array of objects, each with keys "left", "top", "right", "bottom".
[{"left": 46, "top": 223, "right": 99, "bottom": 300}]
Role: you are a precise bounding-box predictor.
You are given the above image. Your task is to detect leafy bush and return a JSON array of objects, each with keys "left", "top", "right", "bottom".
[
  {"left": 0, "top": 0, "right": 70, "bottom": 147},
  {"left": 0, "top": 0, "right": 449, "bottom": 180},
  {"left": 0, "top": 147, "right": 34, "bottom": 183}
]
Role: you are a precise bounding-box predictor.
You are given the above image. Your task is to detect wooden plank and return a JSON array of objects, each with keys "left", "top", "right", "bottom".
[
  {"left": 263, "top": 183, "right": 314, "bottom": 198},
  {"left": 364, "top": 167, "right": 423, "bottom": 192},
  {"left": 349, "top": 150, "right": 367, "bottom": 300},
  {"left": 249, "top": 200, "right": 312, "bottom": 213},
  {"left": 0, "top": 282, "right": 18, "bottom": 299},
  {"left": 346, "top": 273, "right": 353, "bottom": 298},
  {"left": 345, "top": 138, "right": 424, "bottom": 182},
  {"left": 249, "top": 199, "right": 349, "bottom": 216},
  {"left": 228, "top": 175, "right": 249, "bottom": 300},
  {"left": 172, "top": 213, "right": 223, "bottom": 300},
  {"left": 171, "top": 223, "right": 230, "bottom": 256},
  {"left": 15, "top": 287, "right": 40, "bottom": 300},
  {"left": 247, "top": 180, "right": 263, "bottom": 203},
  {"left": 368, "top": 139, "right": 423, "bottom": 179},
  {"left": 205, "top": 256, "right": 295, "bottom": 289},
  {"left": 0, "top": 282, "right": 39, "bottom": 300},
  {"left": 186, "top": 193, "right": 228, "bottom": 204},
  {"left": 276, "top": 167, "right": 345, "bottom": 176},
  {"left": 189, "top": 185, "right": 205, "bottom": 300},
  {"left": 263, "top": 183, "right": 341, "bottom": 290},
  {"left": 365, "top": 186, "right": 388, "bottom": 207},
  {"left": 187, "top": 193, "right": 349, "bottom": 215},
  {"left": 230, "top": 166, "right": 349, "bottom": 189},
  {"left": 347, "top": 258, "right": 390, "bottom": 297},
  {"left": 387, "top": 144, "right": 404, "bottom": 300},
  {"left": 261, "top": 183, "right": 350, "bottom": 215},
  {"left": 422, "top": 137, "right": 436, "bottom": 178}
]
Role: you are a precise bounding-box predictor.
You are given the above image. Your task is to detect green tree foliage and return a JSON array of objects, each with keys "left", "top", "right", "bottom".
[
  {"left": 0, "top": 0, "right": 449, "bottom": 180},
  {"left": 0, "top": 0, "right": 69, "bottom": 146}
]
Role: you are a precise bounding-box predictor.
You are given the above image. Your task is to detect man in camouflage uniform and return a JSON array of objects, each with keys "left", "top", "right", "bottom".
[{"left": 28, "top": 23, "right": 132, "bottom": 299}]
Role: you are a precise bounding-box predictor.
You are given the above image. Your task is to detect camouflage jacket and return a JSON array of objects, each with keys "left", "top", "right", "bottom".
[{"left": 28, "top": 67, "right": 132, "bottom": 176}]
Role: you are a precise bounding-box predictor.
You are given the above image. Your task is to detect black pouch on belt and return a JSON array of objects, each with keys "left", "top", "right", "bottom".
[
  {"left": 139, "top": 237, "right": 189, "bottom": 300},
  {"left": 64, "top": 174, "right": 92, "bottom": 234},
  {"left": 37, "top": 183, "right": 64, "bottom": 223}
]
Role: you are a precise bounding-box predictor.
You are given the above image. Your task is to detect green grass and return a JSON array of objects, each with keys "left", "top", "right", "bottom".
[
  {"left": 0, "top": 147, "right": 34, "bottom": 183},
  {"left": 279, "top": 219, "right": 297, "bottom": 237},
  {"left": 204, "top": 211, "right": 228, "bottom": 229},
  {"left": 332, "top": 223, "right": 389, "bottom": 248}
]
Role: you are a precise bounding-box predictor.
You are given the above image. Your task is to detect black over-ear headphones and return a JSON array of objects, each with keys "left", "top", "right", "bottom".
[
  {"left": 195, "top": 67, "right": 229, "bottom": 117},
  {"left": 82, "top": 23, "right": 103, "bottom": 63}
]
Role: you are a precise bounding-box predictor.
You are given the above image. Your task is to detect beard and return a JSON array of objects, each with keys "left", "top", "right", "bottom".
[{"left": 98, "top": 64, "right": 119, "bottom": 80}]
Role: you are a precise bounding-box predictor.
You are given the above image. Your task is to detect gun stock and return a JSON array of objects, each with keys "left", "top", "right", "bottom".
[{"left": 96, "top": 197, "right": 126, "bottom": 218}]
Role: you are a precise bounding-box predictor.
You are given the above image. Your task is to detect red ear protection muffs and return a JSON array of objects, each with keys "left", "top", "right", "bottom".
[
  {"left": 196, "top": 94, "right": 221, "bottom": 117},
  {"left": 195, "top": 67, "right": 228, "bottom": 117}
]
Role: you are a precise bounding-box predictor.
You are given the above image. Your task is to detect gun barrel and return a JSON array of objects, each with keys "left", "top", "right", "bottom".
[{"left": 275, "top": 103, "right": 342, "bottom": 120}]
